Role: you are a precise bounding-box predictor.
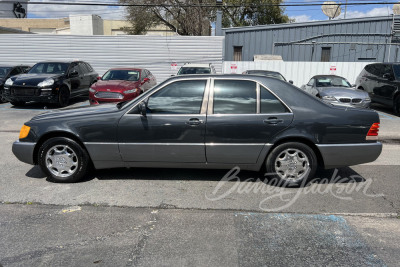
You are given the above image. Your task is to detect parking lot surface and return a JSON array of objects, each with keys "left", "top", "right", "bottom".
[{"left": 1, "top": 100, "right": 399, "bottom": 266}]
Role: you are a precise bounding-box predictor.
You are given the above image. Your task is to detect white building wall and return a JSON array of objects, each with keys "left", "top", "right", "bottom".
[
  {"left": 0, "top": 34, "right": 224, "bottom": 82},
  {"left": 223, "top": 61, "right": 374, "bottom": 87},
  {"left": 70, "top": 14, "right": 104, "bottom": 35}
]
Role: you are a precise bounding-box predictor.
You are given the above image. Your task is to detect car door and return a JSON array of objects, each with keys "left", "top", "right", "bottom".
[
  {"left": 118, "top": 78, "right": 209, "bottom": 163},
  {"left": 77, "top": 62, "right": 91, "bottom": 95},
  {"left": 374, "top": 64, "right": 397, "bottom": 105},
  {"left": 205, "top": 79, "right": 293, "bottom": 164},
  {"left": 68, "top": 62, "right": 81, "bottom": 96}
]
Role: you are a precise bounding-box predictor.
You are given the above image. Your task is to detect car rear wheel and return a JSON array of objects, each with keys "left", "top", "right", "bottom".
[
  {"left": 394, "top": 95, "right": 400, "bottom": 115},
  {"left": 58, "top": 87, "right": 70, "bottom": 107},
  {"left": 265, "top": 142, "right": 317, "bottom": 187},
  {"left": 10, "top": 101, "right": 25, "bottom": 106},
  {"left": 38, "top": 137, "right": 90, "bottom": 183}
]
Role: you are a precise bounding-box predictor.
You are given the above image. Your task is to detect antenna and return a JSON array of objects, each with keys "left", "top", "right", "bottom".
[
  {"left": 322, "top": 1, "right": 342, "bottom": 20},
  {"left": 393, "top": 2, "right": 400, "bottom": 15}
]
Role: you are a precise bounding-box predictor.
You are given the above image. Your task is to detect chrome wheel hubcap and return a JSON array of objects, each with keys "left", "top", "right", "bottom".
[
  {"left": 46, "top": 145, "right": 78, "bottom": 177},
  {"left": 274, "top": 148, "right": 310, "bottom": 182}
]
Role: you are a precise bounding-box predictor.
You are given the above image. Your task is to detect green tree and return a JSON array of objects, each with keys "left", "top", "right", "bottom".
[
  {"left": 120, "top": 0, "right": 291, "bottom": 35},
  {"left": 222, "top": 0, "right": 290, "bottom": 27}
]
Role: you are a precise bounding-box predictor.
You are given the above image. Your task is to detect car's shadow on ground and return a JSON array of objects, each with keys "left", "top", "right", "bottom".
[
  {"left": 5, "top": 97, "right": 89, "bottom": 110},
  {"left": 26, "top": 165, "right": 367, "bottom": 187}
]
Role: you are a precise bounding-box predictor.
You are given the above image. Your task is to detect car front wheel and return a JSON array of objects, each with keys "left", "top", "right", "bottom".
[
  {"left": 265, "top": 142, "right": 317, "bottom": 187},
  {"left": 58, "top": 87, "right": 70, "bottom": 107},
  {"left": 38, "top": 137, "right": 90, "bottom": 183}
]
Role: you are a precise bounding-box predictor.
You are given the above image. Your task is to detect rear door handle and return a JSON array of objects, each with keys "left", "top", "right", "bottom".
[
  {"left": 186, "top": 118, "right": 203, "bottom": 126},
  {"left": 264, "top": 117, "right": 283, "bottom": 125}
]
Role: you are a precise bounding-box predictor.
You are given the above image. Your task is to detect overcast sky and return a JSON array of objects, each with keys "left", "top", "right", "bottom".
[{"left": 27, "top": 0, "right": 395, "bottom": 23}]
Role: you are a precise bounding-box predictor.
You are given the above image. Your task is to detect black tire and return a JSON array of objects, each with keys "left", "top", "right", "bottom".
[
  {"left": 10, "top": 101, "right": 25, "bottom": 106},
  {"left": 0, "top": 93, "right": 7, "bottom": 103},
  {"left": 394, "top": 95, "right": 400, "bottom": 115},
  {"left": 265, "top": 142, "right": 317, "bottom": 187},
  {"left": 38, "top": 137, "right": 91, "bottom": 183},
  {"left": 58, "top": 87, "right": 70, "bottom": 107}
]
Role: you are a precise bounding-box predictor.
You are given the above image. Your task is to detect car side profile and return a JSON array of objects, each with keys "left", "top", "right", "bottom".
[
  {"left": 89, "top": 68, "right": 156, "bottom": 105},
  {"left": 355, "top": 63, "right": 400, "bottom": 114},
  {"left": 4, "top": 61, "right": 98, "bottom": 107},
  {"left": 12, "top": 75, "right": 382, "bottom": 186},
  {"left": 0, "top": 65, "right": 30, "bottom": 103}
]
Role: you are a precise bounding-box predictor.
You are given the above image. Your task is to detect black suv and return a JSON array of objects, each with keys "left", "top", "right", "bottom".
[
  {"left": 4, "top": 61, "right": 98, "bottom": 107},
  {"left": 0, "top": 65, "right": 30, "bottom": 103},
  {"left": 355, "top": 63, "right": 400, "bottom": 115}
]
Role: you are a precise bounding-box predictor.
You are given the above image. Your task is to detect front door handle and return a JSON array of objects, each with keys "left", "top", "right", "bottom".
[
  {"left": 186, "top": 118, "right": 203, "bottom": 126},
  {"left": 264, "top": 117, "right": 283, "bottom": 125}
]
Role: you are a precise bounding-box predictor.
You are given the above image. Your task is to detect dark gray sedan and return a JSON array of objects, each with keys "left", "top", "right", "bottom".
[
  {"left": 12, "top": 75, "right": 382, "bottom": 186},
  {"left": 301, "top": 75, "right": 371, "bottom": 108}
]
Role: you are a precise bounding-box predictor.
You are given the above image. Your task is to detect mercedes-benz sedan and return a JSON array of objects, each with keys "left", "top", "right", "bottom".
[{"left": 12, "top": 75, "right": 382, "bottom": 186}]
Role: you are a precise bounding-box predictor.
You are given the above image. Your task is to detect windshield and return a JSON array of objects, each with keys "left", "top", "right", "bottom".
[
  {"left": 28, "top": 63, "right": 69, "bottom": 75},
  {"left": 102, "top": 70, "right": 140, "bottom": 81},
  {"left": 316, "top": 77, "right": 352, "bottom": 87},
  {"left": 246, "top": 71, "right": 286, "bottom": 81},
  {"left": 0, "top": 67, "right": 11, "bottom": 78},
  {"left": 178, "top": 67, "right": 211, "bottom": 75}
]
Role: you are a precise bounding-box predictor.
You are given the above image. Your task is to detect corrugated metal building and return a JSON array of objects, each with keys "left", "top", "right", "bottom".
[{"left": 223, "top": 16, "right": 400, "bottom": 62}]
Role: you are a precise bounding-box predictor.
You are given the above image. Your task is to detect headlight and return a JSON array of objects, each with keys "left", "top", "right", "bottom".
[
  {"left": 365, "top": 97, "right": 371, "bottom": 102},
  {"left": 123, "top": 88, "right": 138, "bottom": 94},
  {"left": 5, "top": 78, "right": 13, "bottom": 86},
  {"left": 89, "top": 88, "right": 96, "bottom": 93},
  {"left": 37, "top": 78, "right": 54, "bottom": 88},
  {"left": 19, "top": 125, "right": 31, "bottom": 139},
  {"left": 322, "top": 96, "right": 337, "bottom": 101}
]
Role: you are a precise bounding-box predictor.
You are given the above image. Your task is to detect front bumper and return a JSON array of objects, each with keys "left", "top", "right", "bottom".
[
  {"left": 317, "top": 142, "right": 382, "bottom": 169},
  {"left": 3, "top": 86, "right": 58, "bottom": 103},
  {"left": 12, "top": 141, "right": 36, "bottom": 165},
  {"left": 89, "top": 92, "right": 140, "bottom": 105}
]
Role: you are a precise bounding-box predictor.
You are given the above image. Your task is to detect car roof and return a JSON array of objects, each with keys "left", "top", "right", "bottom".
[
  {"left": 312, "top": 75, "right": 345, "bottom": 79},
  {"left": 181, "top": 63, "right": 211, "bottom": 68},
  {"left": 246, "top": 70, "right": 282, "bottom": 75},
  {"left": 108, "top": 68, "right": 143, "bottom": 71}
]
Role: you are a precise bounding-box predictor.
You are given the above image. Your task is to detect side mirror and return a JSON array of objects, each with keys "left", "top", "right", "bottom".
[
  {"left": 69, "top": 70, "right": 79, "bottom": 78},
  {"left": 97, "top": 76, "right": 102, "bottom": 81},
  {"left": 383, "top": 73, "right": 393, "bottom": 80},
  {"left": 289, "top": 80, "right": 293, "bottom": 84},
  {"left": 138, "top": 102, "right": 147, "bottom": 117}
]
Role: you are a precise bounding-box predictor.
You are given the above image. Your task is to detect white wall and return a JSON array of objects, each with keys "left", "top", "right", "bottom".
[
  {"left": 0, "top": 34, "right": 224, "bottom": 82},
  {"left": 223, "top": 61, "right": 374, "bottom": 87}
]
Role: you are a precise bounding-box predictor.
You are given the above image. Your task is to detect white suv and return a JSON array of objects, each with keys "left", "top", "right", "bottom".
[{"left": 177, "top": 63, "right": 216, "bottom": 75}]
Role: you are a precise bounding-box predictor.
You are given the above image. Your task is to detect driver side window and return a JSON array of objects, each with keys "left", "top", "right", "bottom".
[{"left": 146, "top": 80, "right": 207, "bottom": 114}]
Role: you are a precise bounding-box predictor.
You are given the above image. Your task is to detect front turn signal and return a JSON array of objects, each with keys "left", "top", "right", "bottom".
[{"left": 19, "top": 125, "right": 31, "bottom": 139}]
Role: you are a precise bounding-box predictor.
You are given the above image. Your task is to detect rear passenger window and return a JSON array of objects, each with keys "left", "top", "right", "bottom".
[
  {"left": 213, "top": 80, "right": 256, "bottom": 114},
  {"left": 260, "top": 86, "right": 289, "bottom": 114}
]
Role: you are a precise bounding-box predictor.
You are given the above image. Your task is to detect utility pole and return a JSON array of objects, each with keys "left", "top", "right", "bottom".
[
  {"left": 344, "top": 0, "right": 348, "bottom": 19},
  {"left": 216, "top": 0, "right": 223, "bottom": 36}
]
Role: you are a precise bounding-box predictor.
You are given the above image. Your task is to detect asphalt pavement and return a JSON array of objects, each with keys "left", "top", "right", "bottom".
[{"left": 0, "top": 100, "right": 399, "bottom": 266}]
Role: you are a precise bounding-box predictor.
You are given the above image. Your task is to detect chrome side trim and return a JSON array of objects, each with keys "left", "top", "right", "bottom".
[
  {"left": 316, "top": 142, "right": 382, "bottom": 169},
  {"left": 84, "top": 142, "right": 269, "bottom": 146}
]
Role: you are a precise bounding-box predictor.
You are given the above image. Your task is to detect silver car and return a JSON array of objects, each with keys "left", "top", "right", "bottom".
[{"left": 301, "top": 75, "right": 371, "bottom": 108}]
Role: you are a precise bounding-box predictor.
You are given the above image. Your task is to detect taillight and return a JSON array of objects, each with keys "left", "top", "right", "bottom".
[{"left": 366, "top": 123, "right": 380, "bottom": 140}]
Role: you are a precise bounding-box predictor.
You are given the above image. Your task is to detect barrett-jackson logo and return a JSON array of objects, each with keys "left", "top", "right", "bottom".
[{"left": 13, "top": 2, "right": 27, "bottom": 18}]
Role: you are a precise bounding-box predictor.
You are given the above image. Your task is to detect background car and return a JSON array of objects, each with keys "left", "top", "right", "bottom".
[
  {"left": 355, "top": 63, "right": 400, "bottom": 115},
  {"left": 242, "top": 70, "right": 293, "bottom": 84},
  {"left": 3, "top": 61, "right": 98, "bottom": 107},
  {"left": 89, "top": 68, "right": 157, "bottom": 105},
  {"left": 0, "top": 65, "right": 30, "bottom": 103},
  {"left": 13, "top": 75, "right": 381, "bottom": 187},
  {"left": 177, "top": 63, "right": 216, "bottom": 75},
  {"left": 301, "top": 75, "right": 371, "bottom": 108}
]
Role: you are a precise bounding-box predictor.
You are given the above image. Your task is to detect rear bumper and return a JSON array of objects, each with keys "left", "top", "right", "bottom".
[
  {"left": 12, "top": 141, "right": 36, "bottom": 165},
  {"left": 317, "top": 142, "right": 382, "bottom": 169}
]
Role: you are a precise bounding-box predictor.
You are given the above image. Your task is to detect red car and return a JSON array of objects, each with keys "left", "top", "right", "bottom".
[{"left": 89, "top": 68, "right": 157, "bottom": 105}]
